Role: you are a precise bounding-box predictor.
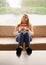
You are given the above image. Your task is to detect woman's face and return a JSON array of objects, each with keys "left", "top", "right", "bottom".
[{"left": 21, "top": 14, "right": 28, "bottom": 24}]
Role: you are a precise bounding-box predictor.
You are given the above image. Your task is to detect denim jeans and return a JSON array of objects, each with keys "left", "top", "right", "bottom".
[{"left": 16, "top": 32, "right": 32, "bottom": 48}]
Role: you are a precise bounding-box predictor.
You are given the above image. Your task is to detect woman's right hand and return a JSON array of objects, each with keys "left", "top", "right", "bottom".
[{"left": 19, "top": 27, "right": 26, "bottom": 32}]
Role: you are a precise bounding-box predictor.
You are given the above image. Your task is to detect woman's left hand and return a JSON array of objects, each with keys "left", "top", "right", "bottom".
[{"left": 25, "top": 28, "right": 29, "bottom": 31}]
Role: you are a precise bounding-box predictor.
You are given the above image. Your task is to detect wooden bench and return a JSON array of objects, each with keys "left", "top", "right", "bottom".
[{"left": 0, "top": 25, "right": 46, "bottom": 50}]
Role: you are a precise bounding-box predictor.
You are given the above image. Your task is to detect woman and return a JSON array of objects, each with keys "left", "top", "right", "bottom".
[{"left": 14, "top": 14, "right": 34, "bottom": 57}]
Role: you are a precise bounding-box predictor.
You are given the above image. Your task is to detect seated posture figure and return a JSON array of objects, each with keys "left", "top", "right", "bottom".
[{"left": 14, "top": 14, "right": 34, "bottom": 57}]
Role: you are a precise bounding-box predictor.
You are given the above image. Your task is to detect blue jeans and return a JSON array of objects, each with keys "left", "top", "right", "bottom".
[{"left": 16, "top": 32, "right": 32, "bottom": 48}]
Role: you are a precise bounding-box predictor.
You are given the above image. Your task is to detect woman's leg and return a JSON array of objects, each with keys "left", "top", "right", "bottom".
[
  {"left": 16, "top": 32, "right": 24, "bottom": 57},
  {"left": 24, "top": 32, "right": 32, "bottom": 48},
  {"left": 16, "top": 32, "right": 24, "bottom": 47},
  {"left": 24, "top": 32, "right": 32, "bottom": 55}
]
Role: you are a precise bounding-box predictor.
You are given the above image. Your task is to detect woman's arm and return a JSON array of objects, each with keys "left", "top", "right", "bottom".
[{"left": 23, "top": 24, "right": 34, "bottom": 36}]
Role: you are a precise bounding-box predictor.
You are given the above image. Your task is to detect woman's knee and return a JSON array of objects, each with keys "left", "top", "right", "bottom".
[
  {"left": 20, "top": 32, "right": 23, "bottom": 35},
  {"left": 25, "top": 32, "right": 29, "bottom": 36},
  {"left": 25, "top": 32, "right": 32, "bottom": 41},
  {"left": 24, "top": 32, "right": 32, "bottom": 41}
]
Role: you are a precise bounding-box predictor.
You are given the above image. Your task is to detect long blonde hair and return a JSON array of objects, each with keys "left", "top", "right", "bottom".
[{"left": 17, "top": 14, "right": 31, "bottom": 30}]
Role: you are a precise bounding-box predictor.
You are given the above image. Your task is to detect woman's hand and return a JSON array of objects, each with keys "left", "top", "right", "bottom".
[
  {"left": 18, "top": 26, "right": 29, "bottom": 32},
  {"left": 18, "top": 27, "right": 25, "bottom": 32},
  {"left": 24, "top": 27, "right": 29, "bottom": 31}
]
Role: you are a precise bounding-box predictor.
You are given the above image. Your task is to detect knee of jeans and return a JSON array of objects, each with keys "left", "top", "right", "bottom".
[
  {"left": 19, "top": 32, "right": 23, "bottom": 35},
  {"left": 25, "top": 32, "right": 29, "bottom": 35}
]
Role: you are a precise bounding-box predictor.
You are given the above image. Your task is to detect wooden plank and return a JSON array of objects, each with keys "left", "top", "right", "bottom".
[{"left": 0, "top": 44, "right": 46, "bottom": 50}]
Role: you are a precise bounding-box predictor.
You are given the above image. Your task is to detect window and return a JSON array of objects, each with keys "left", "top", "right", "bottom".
[
  {"left": 7, "top": 0, "right": 21, "bottom": 8},
  {"left": 0, "top": 0, "right": 46, "bottom": 25}
]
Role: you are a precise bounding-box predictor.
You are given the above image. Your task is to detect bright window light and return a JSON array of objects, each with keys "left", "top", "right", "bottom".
[{"left": 7, "top": 0, "right": 21, "bottom": 8}]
